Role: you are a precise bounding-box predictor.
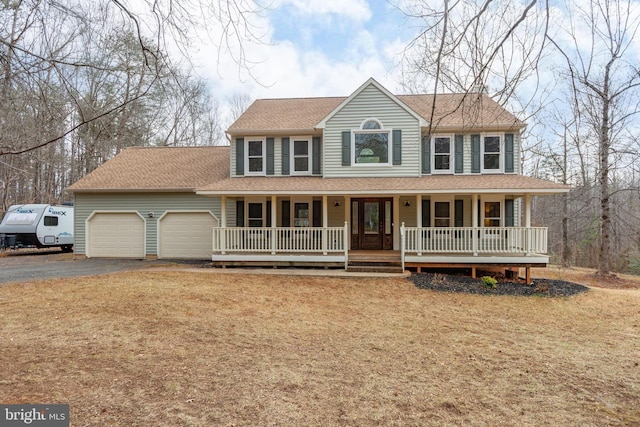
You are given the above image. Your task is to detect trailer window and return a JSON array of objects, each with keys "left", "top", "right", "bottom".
[
  {"left": 44, "top": 216, "right": 59, "bottom": 226},
  {"left": 5, "top": 212, "right": 38, "bottom": 225}
]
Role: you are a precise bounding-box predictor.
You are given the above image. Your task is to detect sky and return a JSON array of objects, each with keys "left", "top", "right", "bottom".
[{"left": 193, "top": 0, "right": 413, "bottom": 105}]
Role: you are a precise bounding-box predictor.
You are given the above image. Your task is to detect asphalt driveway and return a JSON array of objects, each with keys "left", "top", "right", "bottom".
[{"left": 0, "top": 249, "right": 204, "bottom": 285}]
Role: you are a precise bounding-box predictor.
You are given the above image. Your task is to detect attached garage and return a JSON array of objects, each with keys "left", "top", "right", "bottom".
[
  {"left": 158, "top": 211, "right": 218, "bottom": 259},
  {"left": 87, "top": 212, "right": 145, "bottom": 258}
]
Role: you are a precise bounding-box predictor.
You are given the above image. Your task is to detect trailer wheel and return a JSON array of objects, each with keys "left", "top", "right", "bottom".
[{"left": 61, "top": 245, "right": 73, "bottom": 253}]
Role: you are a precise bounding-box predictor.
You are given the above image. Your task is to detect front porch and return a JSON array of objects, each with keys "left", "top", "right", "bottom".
[{"left": 211, "top": 224, "right": 549, "bottom": 281}]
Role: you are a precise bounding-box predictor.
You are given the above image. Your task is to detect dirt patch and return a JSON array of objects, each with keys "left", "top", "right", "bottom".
[{"left": 409, "top": 272, "right": 589, "bottom": 297}]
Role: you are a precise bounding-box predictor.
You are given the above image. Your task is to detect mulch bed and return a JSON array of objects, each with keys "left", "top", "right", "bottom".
[{"left": 409, "top": 272, "right": 589, "bottom": 297}]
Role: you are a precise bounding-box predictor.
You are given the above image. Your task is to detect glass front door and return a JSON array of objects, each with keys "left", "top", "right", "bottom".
[{"left": 351, "top": 198, "right": 393, "bottom": 250}]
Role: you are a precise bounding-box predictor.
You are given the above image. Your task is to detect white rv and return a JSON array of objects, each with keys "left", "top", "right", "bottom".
[{"left": 0, "top": 204, "right": 74, "bottom": 252}]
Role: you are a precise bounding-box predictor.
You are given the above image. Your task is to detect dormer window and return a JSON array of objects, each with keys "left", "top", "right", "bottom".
[{"left": 353, "top": 118, "right": 391, "bottom": 165}]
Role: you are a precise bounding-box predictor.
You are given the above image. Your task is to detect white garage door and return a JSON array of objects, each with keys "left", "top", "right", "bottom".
[
  {"left": 88, "top": 213, "right": 145, "bottom": 258},
  {"left": 159, "top": 212, "right": 218, "bottom": 259}
]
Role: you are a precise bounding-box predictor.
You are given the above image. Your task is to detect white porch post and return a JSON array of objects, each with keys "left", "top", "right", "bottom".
[
  {"left": 417, "top": 194, "right": 423, "bottom": 256},
  {"left": 271, "top": 195, "right": 277, "bottom": 254},
  {"left": 220, "top": 196, "right": 226, "bottom": 255},
  {"left": 345, "top": 196, "right": 350, "bottom": 251},
  {"left": 524, "top": 194, "right": 531, "bottom": 256},
  {"left": 472, "top": 194, "right": 478, "bottom": 256},
  {"left": 322, "top": 195, "right": 328, "bottom": 255}
]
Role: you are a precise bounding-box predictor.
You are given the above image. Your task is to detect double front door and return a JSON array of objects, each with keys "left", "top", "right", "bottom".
[{"left": 351, "top": 198, "right": 393, "bottom": 250}]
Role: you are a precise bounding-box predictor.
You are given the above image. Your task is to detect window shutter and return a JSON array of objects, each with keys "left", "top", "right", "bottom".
[
  {"left": 313, "top": 200, "right": 322, "bottom": 227},
  {"left": 421, "top": 199, "right": 431, "bottom": 227},
  {"left": 266, "top": 200, "right": 272, "bottom": 227},
  {"left": 281, "top": 137, "right": 290, "bottom": 175},
  {"left": 235, "top": 138, "right": 244, "bottom": 176},
  {"left": 505, "top": 199, "right": 515, "bottom": 227},
  {"left": 392, "top": 129, "right": 402, "bottom": 165},
  {"left": 455, "top": 199, "right": 464, "bottom": 227},
  {"left": 455, "top": 135, "right": 464, "bottom": 174},
  {"left": 505, "top": 133, "right": 514, "bottom": 173},
  {"left": 471, "top": 134, "right": 480, "bottom": 173},
  {"left": 312, "top": 137, "right": 321, "bottom": 174},
  {"left": 281, "top": 200, "right": 290, "bottom": 227},
  {"left": 341, "top": 131, "right": 351, "bottom": 166},
  {"left": 266, "top": 138, "right": 274, "bottom": 175},
  {"left": 236, "top": 200, "right": 244, "bottom": 227},
  {"left": 422, "top": 135, "right": 431, "bottom": 174}
]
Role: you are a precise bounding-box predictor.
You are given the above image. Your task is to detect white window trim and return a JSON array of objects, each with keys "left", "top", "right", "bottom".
[
  {"left": 291, "top": 197, "right": 313, "bottom": 227},
  {"left": 246, "top": 197, "right": 265, "bottom": 228},
  {"left": 431, "top": 195, "right": 454, "bottom": 228},
  {"left": 245, "top": 137, "right": 266, "bottom": 176},
  {"left": 352, "top": 118, "right": 392, "bottom": 167},
  {"left": 481, "top": 134, "right": 503, "bottom": 173},
  {"left": 481, "top": 195, "right": 505, "bottom": 227},
  {"left": 290, "top": 136, "right": 312, "bottom": 176},
  {"left": 431, "top": 134, "right": 454, "bottom": 174}
]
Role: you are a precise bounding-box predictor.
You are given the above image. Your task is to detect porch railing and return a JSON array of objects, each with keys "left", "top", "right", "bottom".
[
  {"left": 402, "top": 226, "right": 548, "bottom": 255},
  {"left": 213, "top": 226, "right": 347, "bottom": 255}
]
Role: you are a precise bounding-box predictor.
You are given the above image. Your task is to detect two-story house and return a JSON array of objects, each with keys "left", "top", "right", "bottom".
[{"left": 68, "top": 78, "right": 569, "bottom": 280}]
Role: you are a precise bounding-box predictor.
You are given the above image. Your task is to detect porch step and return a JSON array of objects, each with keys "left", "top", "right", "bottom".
[{"left": 347, "top": 251, "right": 403, "bottom": 273}]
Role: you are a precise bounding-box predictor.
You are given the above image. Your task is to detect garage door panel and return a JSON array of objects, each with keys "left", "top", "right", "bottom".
[
  {"left": 159, "top": 212, "right": 217, "bottom": 259},
  {"left": 89, "top": 213, "right": 144, "bottom": 258}
]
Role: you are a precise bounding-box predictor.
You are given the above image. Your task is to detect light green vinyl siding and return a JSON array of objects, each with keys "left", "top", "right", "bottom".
[
  {"left": 324, "top": 84, "right": 421, "bottom": 177},
  {"left": 74, "top": 192, "right": 222, "bottom": 256}
]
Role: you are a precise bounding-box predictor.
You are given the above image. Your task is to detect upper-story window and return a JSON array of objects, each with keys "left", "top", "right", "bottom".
[
  {"left": 246, "top": 138, "right": 265, "bottom": 175},
  {"left": 431, "top": 135, "right": 453, "bottom": 174},
  {"left": 482, "top": 135, "right": 502, "bottom": 172},
  {"left": 291, "top": 137, "right": 311, "bottom": 175},
  {"left": 353, "top": 119, "right": 390, "bottom": 165}
]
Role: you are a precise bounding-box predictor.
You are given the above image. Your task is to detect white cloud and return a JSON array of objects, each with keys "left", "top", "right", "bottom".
[{"left": 275, "top": 0, "right": 372, "bottom": 21}]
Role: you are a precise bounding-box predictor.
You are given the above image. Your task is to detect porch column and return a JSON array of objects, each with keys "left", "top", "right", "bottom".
[
  {"left": 322, "top": 195, "right": 328, "bottom": 255},
  {"left": 524, "top": 194, "right": 531, "bottom": 227},
  {"left": 220, "top": 196, "right": 227, "bottom": 255},
  {"left": 345, "top": 197, "right": 351, "bottom": 252},
  {"left": 472, "top": 194, "right": 478, "bottom": 256},
  {"left": 271, "top": 195, "right": 277, "bottom": 254},
  {"left": 416, "top": 194, "right": 423, "bottom": 256}
]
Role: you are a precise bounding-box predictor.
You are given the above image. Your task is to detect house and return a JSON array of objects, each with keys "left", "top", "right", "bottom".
[{"left": 67, "top": 78, "right": 569, "bottom": 280}]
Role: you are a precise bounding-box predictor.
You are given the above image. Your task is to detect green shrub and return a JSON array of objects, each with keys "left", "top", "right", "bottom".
[{"left": 482, "top": 276, "right": 497, "bottom": 289}]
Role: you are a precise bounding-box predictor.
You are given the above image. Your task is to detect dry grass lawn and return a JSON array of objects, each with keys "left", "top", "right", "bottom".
[{"left": 1, "top": 269, "right": 639, "bottom": 426}]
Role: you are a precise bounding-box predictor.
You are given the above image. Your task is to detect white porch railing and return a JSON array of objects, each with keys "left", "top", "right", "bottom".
[
  {"left": 402, "top": 226, "right": 547, "bottom": 255},
  {"left": 213, "top": 226, "right": 347, "bottom": 255}
]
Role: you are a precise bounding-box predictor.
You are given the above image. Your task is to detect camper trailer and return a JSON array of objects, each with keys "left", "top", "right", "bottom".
[{"left": 0, "top": 204, "right": 74, "bottom": 252}]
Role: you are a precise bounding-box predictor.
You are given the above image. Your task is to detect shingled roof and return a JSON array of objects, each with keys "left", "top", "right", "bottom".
[
  {"left": 228, "top": 92, "right": 524, "bottom": 133},
  {"left": 67, "top": 146, "right": 230, "bottom": 192}
]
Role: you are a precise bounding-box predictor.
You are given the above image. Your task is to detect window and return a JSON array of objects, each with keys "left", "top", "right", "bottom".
[
  {"left": 432, "top": 135, "right": 453, "bottom": 173},
  {"left": 353, "top": 119, "right": 390, "bottom": 165},
  {"left": 291, "top": 137, "right": 311, "bottom": 175},
  {"left": 482, "top": 135, "right": 502, "bottom": 172},
  {"left": 434, "top": 201, "right": 451, "bottom": 227},
  {"left": 247, "top": 203, "right": 263, "bottom": 227},
  {"left": 293, "top": 203, "right": 309, "bottom": 227},
  {"left": 44, "top": 216, "right": 59, "bottom": 226},
  {"left": 246, "top": 138, "right": 265, "bottom": 175},
  {"left": 484, "top": 201, "right": 501, "bottom": 227}
]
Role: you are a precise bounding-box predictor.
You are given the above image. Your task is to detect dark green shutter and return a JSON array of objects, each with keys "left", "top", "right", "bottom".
[
  {"left": 266, "top": 200, "right": 272, "bottom": 227},
  {"left": 505, "top": 133, "right": 514, "bottom": 173},
  {"left": 392, "top": 129, "right": 402, "bottom": 165},
  {"left": 281, "top": 200, "right": 290, "bottom": 227},
  {"left": 312, "top": 137, "right": 321, "bottom": 174},
  {"left": 342, "top": 131, "right": 351, "bottom": 166},
  {"left": 455, "top": 135, "right": 464, "bottom": 174},
  {"left": 455, "top": 200, "right": 464, "bottom": 227},
  {"left": 422, "top": 199, "right": 431, "bottom": 227},
  {"left": 281, "top": 137, "right": 290, "bottom": 175},
  {"left": 313, "top": 200, "right": 322, "bottom": 227},
  {"left": 505, "top": 199, "right": 515, "bottom": 226},
  {"left": 236, "top": 200, "right": 244, "bottom": 227},
  {"left": 266, "top": 137, "right": 274, "bottom": 175},
  {"left": 422, "top": 135, "right": 431, "bottom": 174},
  {"left": 235, "top": 138, "right": 244, "bottom": 176},
  {"left": 471, "top": 134, "right": 480, "bottom": 173}
]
